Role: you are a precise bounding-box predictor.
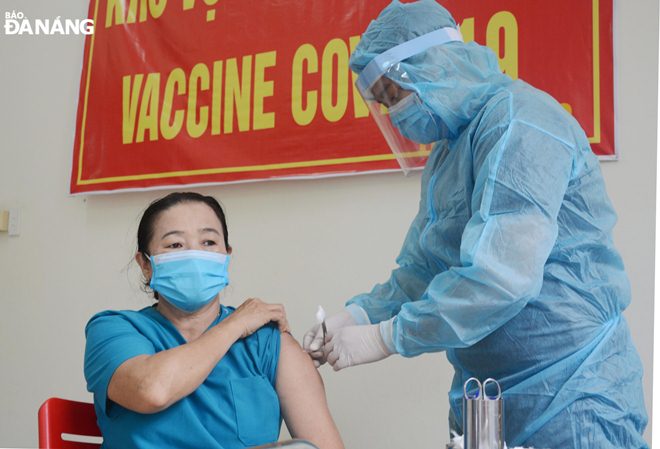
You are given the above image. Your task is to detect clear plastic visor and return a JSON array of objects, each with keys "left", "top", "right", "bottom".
[
  {"left": 358, "top": 73, "right": 433, "bottom": 174},
  {"left": 354, "top": 27, "right": 463, "bottom": 173}
]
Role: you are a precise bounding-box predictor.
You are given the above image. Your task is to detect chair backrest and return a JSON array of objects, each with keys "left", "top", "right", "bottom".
[{"left": 38, "top": 398, "right": 102, "bottom": 449}]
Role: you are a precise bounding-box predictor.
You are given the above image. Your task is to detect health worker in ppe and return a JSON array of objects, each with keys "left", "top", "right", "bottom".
[{"left": 302, "top": 1, "right": 648, "bottom": 448}]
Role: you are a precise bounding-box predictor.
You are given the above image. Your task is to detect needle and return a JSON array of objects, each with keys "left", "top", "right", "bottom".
[{"left": 316, "top": 306, "right": 327, "bottom": 346}]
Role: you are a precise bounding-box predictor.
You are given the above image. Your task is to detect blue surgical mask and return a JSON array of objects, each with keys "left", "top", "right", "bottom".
[
  {"left": 149, "top": 250, "right": 230, "bottom": 313},
  {"left": 388, "top": 93, "right": 449, "bottom": 143}
]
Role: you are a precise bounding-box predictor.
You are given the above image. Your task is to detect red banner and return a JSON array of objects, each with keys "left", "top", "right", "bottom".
[{"left": 70, "top": 0, "right": 614, "bottom": 194}]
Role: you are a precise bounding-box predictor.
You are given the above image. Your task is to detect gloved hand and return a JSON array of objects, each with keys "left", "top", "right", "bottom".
[
  {"left": 303, "top": 309, "right": 357, "bottom": 367},
  {"left": 325, "top": 323, "right": 394, "bottom": 371}
]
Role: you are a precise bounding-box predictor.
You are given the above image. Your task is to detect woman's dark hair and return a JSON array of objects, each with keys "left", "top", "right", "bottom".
[{"left": 137, "top": 191, "right": 230, "bottom": 257}]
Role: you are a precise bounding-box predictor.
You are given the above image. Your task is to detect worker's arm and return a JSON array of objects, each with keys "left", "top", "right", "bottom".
[
  {"left": 346, "top": 149, "right": 445, "bottom": 324},
  {"left": 277, "top": 333, "right": 345, "bottom": 449},
  {"left": 385, "top": 119, "right": 575, "bottom": 356},
  {"left": 304, "top": 146, "right": 449, "bottom": 362},
  {"left": 305, "top": 183, "right": 436, "bottom": 364}
]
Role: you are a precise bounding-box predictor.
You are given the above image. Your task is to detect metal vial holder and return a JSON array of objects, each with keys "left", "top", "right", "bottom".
[{"left": 462, "top": 377, "right": 504, "bottom": 449}]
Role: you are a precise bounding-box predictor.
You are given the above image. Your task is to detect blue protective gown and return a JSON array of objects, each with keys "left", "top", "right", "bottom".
[
  {"left": 348, "top": 1, "right": 648, "bottom": 447},
  {"left": 84, "top": 305, "right": 281, "bottom": 449}
]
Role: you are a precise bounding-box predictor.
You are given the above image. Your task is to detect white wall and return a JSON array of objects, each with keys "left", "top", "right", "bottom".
[{"left": 0, "top": 1, "right": 656, "bottom": 447}]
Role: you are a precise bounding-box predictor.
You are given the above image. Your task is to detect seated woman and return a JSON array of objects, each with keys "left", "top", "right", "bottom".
[{"left": 84, "top": 192, "right": 345, "bottom": 449}]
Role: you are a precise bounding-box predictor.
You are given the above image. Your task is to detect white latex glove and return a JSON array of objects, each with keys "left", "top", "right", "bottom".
[
  {"left": 303, "top": 309, "right": 357, "bottom": 367},
  {"left": 325, "top": 323, "right": 394, "bottom": 371}
]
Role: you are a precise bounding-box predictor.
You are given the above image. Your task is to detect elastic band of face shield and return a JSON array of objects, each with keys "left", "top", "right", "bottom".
[{"left": 356, "top": 27, "right": 464, "bottom": 99}]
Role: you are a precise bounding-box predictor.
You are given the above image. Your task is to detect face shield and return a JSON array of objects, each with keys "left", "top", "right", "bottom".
[{"left": 355, "top": 27, "right": 463, "bottom": 173}]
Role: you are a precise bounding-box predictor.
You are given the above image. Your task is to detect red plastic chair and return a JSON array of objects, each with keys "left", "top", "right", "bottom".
[{"left": 38, "top": 398, "right": 102, "bottom": 449}]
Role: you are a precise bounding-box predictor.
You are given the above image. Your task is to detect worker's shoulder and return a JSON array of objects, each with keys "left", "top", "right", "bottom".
[
  {"left": 509, "top": 81, "right": 584, "bottom": 143},
  {"left": 475, "top": 80, "right": 585, "bottom": 149}
]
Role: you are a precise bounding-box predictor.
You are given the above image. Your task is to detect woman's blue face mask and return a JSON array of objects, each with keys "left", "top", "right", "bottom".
[
  {"left": 388, "top": 93, "right": 450, "bottom": 143},
  {"left": 149, "top": 249, "right": 230, "bottom": 313}
]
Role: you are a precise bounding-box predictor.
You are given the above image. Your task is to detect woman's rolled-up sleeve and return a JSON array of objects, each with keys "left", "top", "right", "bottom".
[{"left": 84, "top": 312, "right": 156, "bottom": 416}]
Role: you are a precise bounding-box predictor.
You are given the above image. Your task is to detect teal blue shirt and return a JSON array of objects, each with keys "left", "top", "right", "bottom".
[{"left": 84, "top": 305, "right": 281, "bottom": 449}]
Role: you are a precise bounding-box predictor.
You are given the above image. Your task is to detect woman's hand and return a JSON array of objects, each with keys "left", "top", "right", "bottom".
[{"left": 226, "top": 297, "right": 290, "bottom": 338}]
